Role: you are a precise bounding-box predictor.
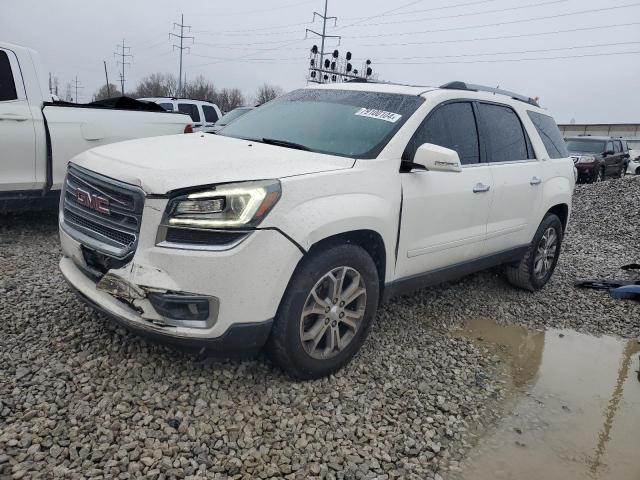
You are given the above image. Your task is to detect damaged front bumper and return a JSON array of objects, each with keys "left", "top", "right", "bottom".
[{"left": 58, "top": 201, "right": 303, "bottom": 353}]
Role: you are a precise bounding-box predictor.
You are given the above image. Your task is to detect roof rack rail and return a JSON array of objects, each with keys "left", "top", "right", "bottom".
[{"left": 440, "top": 81, "right": 539, "bottom": 107}]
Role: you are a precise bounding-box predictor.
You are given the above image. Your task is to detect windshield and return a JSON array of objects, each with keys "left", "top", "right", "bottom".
[
  {"left": 218, "top": 89, "right": 424, "bottom": 158},
  {"left": 565, "top": 139, "right": 605, "bottom": 154},
  {"left": 216, "top": 107, "right": 252, "bottom": 126}
]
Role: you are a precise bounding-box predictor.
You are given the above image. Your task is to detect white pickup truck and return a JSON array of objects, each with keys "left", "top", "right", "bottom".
[{"left": 0, "top": 42, "right": 192, "bottom": 211}]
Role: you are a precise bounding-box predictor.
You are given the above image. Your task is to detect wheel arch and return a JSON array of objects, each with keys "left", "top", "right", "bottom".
[
  {"left": 307, "top": 229, "right": 387, "bottom": 297},
  {"left": 546, "top": 203, "right": 569, "bottom": 232}
]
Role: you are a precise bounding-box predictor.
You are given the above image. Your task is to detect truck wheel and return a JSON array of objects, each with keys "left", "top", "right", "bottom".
[
  {"left": 268, "top": 244, "right": 379, "bottom": 380},
  {"left": 505, "top": 214, "right": 563, "bottom": 291},
  {"left": 592, "top": 167, "right": 604, "bottom": 182}
]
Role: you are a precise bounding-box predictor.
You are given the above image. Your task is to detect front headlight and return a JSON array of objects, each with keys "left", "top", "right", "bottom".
[
  {"left": 576, "top": 155, "right": 596, "bottom": 164},
  {"left": 167, "top": 179, "right": 281, "bottom": 229}
]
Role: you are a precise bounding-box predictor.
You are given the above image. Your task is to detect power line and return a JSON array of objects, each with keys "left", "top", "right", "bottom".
[
  {"left": 114, "top": 40, "right": 132, "bottom": 95},
  {"left": 360, "top": 22, "right": 640, "bottom": 48},
  {"left": 342, "top": 0, "right": 568, "bottom": 29},
  {"left": 375, "top": 50, "right": 640, "bottom": 65},
  {"left": 170, "top": 13, "right": 194, "bottom": 97},
  {"left": 342, "top": 2, "right": 640, "bottom": 39},
  {"left": 186, "top": 0, "right": 315, "bottom": 17},
  {"left": 305, "top": 0, "right": 340, "bottom": 80},
  {"left": 373, "top": 41, "right": 640, "bottom": 61},
  {"left": 342, "top": 0, "right": 499, "bottom": 20},
  {"left": 183, "top": 40, "right": 640, "bottom": 63}
]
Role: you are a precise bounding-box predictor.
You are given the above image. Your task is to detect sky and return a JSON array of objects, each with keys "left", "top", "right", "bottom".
[{"left": 3, "top": 0, "right": 640, "bottom": 123}]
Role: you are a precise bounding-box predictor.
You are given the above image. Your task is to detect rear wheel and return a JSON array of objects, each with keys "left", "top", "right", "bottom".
[
  {"left": 506, "top": 214, "right": 563, "bottom": 291},
  {"left": 636, "top": 166, "right": 640, "bottom": 176},
  {"left": 619, "top": 163, "right": 626, "bottom": 178},
  {"left": 268, "top": 244, "right": 379, "bottom": 380}
]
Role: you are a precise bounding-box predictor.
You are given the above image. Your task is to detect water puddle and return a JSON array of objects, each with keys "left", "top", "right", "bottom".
[{"left": 452, "top": 319, "right": 640, "bottom": 480}]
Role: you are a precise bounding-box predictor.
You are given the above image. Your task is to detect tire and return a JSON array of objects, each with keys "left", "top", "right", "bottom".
[
  {"left": 636, "top": 166, "right": 640, "bottom": 176},
  {"left": 593, "top": 167, "right": 604, "bottom": 182},
  {"left": 619, "top": 163, "right": 626, "bottom": 178},
  {"left": 267, "top": 243, "right": 380, "bottom": 380},
  {"left": 505, "top": 214, "right": 563, "bottom": 291}
]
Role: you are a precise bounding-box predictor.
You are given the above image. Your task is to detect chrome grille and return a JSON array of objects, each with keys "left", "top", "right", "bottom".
[{"left": 61, "top": 164, "right": 145, "bottom": 260}]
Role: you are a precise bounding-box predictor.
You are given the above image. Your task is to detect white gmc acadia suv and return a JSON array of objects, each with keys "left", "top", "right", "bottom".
[{"left": 59, "top": 81, "right": 574, "bottom": 379}]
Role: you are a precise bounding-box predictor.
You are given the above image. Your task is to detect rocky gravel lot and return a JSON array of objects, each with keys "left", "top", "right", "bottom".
[{"left": 1, "top": 176, "right": 638, "bottom": 479}]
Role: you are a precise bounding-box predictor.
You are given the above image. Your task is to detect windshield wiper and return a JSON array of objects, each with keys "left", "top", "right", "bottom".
[{"left": 261, "top": 137, "right": 311, "bottom": 151}]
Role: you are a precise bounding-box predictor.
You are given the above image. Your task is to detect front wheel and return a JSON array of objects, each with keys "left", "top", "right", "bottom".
[
  {"left": 505, "top": 214, "right": 564, "bottom": 291},
  {"left": 267, "top": 243, "right": 379, "bottom": 380},
  {"left": 592, "top": 167, "right": 604, "bottom": 182}
]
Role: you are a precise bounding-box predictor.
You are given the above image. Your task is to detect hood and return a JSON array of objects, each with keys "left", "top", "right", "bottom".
[{"left": 72, "top": 133, "right": 355, "bottom": 194}]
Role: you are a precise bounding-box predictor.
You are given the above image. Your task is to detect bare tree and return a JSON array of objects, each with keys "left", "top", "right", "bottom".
[
  {"left": 213, "top": 88, "right": 246, "bottom": 112},
  {"left": 183, "top": 75, "right": 216, "bottom": 102},
  {"left": 93, "top": 83, "right": 121, "bottom": 101},
  {"left": 133, "top": 73, "right": 178, "bottom": 98},
  {"left": 254, "top": 83, "right": 284, "bottom": 105}
]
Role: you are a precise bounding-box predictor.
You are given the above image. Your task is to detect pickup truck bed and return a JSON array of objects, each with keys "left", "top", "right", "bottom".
[{"left": 0, "top": 42, "right": 192, "bottom": 211}]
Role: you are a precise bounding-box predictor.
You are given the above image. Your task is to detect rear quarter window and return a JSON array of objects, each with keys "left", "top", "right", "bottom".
[
  {"left": 526, "top": 111, "right": 569, "bottom": 159},
  {"left": 159, "top": 102, "right": 174, "bottom": 111},
  {"left": 0, "top": 50, "right": 18, "bottom": 101}
]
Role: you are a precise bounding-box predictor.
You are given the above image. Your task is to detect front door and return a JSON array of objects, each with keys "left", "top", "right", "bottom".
[
  {"left": 395, "top": 101, "right": 493, "bottom": 278},
  {"left": 0, "top": 48, "right": 36, "bottom": 192}
]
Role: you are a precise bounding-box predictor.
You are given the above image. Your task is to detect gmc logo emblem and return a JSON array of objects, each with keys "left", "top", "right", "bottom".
[{"left": 76, "top": 188, "right": 110, "bottom": 215}]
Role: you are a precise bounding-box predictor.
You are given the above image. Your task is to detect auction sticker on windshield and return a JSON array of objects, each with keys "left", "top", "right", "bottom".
[{"left": 355, "top": 108, "right": 402, "bottom": 123}]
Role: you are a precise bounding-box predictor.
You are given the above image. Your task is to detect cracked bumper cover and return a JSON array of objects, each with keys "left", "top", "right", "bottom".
[{"left": 58, "top": 199, "right": 303, "bottom": 353}]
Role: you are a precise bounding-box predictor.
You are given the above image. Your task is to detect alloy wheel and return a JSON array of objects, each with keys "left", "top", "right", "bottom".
[
  {"left": 533, "top": 227, "right": 558, "bottom": 280},
  {"left": 299, "top": 266, "right": 367, "bottom": 360}
]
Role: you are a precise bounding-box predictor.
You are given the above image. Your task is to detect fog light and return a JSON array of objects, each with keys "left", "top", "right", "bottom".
[{"left": 148, "top": 293, "right": 210, "bottom": 321}]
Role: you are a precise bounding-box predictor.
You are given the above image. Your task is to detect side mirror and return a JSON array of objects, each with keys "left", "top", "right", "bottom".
[
  {"left": 414, "top": 143, "right": 462, "bottom": 173},
  {"left": 604, "top": 150, "right": 614, "bottom": 156}
]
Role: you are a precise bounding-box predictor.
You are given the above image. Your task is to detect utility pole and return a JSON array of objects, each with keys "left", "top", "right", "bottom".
[
  {"left": 306, "top": 0, "right": 340, "bottom": 83},
  {"left": 49, "top": 72, "right": 52, "bottom": 94},
  {"left": 170, "top": 14, "right": 193, "bottom": 98},
  {"left": 72, "top": 76, "right": 83, "bottom": 103},
  {"left": 103, "top": 61, "right": 111, "bottom": 97},
  {"left": 114, "top": 39, "right": 132, "bottom": 95}
]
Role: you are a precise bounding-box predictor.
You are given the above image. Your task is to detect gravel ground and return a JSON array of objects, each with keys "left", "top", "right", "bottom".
[{"left": 1, "top": 176, "right": 638, "bottom": 479}]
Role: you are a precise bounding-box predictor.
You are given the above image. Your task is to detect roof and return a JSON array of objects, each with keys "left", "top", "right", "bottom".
[
  {"left": 139, "top": 97, "right": 218, "bottom": 105},
  {"left": 307, "top": 80, "right": 541, "bottom": 109}
]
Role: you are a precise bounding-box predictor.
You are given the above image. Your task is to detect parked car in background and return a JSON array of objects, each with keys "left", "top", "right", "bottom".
[
  {"left": 0, "top": 42, "right": 192, "bottom": 211},
  {"left": 211, "top": 106, "right": 254, "bottom": 133},
  {"left": 626, "top": 139, "right": 640, "bottom": 175},
  {"left": 59, "top": 81, "right": 574, "bottom": 379},
  {"left": 565, "top": 136, "right": 628, "bottom": 182},
  {"left": 140, "top": 97, "right": 222, "bottom": 133}
]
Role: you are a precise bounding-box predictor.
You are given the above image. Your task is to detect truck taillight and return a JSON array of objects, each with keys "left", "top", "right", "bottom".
[{"left": 184, "top": 124, "right": 194, "bottom": 134}]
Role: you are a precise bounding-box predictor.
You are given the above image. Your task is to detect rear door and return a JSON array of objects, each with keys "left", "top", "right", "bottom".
[
  {"left": 604, "top": 140, "right": 616, "bottom": 175},
  {"left": 396, "top": 101, "right": 494, "bottom": 278},
  {"left": 477, "top": 102, "right": 543, "bottom": 255},
  {"left": 0, "top": 48, "right": 37, "bottom": 191},
  {"left": 178, "top": 102, "right": 203, "bottom": 131}
]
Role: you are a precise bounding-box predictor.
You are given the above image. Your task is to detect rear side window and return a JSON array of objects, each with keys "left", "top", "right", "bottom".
[
  {"left": 0, "top": 50, "right": 18, "bottom": 101},
  {"left": 527, "top": 111, "right": 568, "bottom": 159},
  {"left": 159, "top": 102, "right": 174, "bottom": 111},
  {"left": 406, "top": 101, "right": 480, "bottom": 165},
  {"left": 178, "top": 103, "right": 201, "bottom": 122},
  {"left": 202, "top": 105, "right": 219, "bottom": 122},
  {"left": 606, "top": 141, "right": 614, "bottom": 153},
  {"left": 614, "top": 140, "right": 622, "bottom": 153},
  {"left": 478, "top": 103, "right": 533, "bottom": 162}
]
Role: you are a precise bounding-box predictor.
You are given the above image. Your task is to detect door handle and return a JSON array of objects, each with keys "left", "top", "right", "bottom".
[
  {"left": 473, "top": 183, "right": 491, "bottom": 193},
  {"left": 530, "top": 176, "right": 542, "bottom": 185},
  {"left": 0, "top": 113, "right": 29, "bottom": 122}
]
